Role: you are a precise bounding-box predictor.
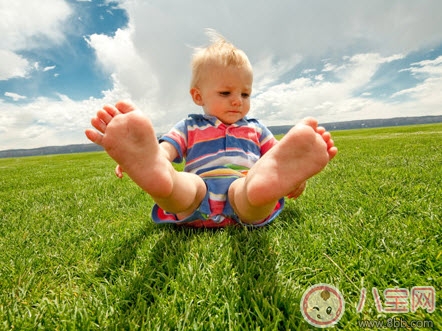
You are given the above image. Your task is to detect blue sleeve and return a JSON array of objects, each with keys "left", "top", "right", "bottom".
[{"left": 159, "top": 119, "right": 188, "bottom": 163}]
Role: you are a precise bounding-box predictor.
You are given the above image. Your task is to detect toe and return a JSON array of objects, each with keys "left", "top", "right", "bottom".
[
  {"left": 85, "top": 129, "right": 103, "bottom": 146},
  {"left": 328, "top": 146, "right": 338, "bottom": 160},
  {"left": 91, "top": 117, "right": 107, "bottom": 133},
  {"left": 316, "top": 126, "right": 326, "bottom": 135},
  {"left": 115, "top": 100, "right": 137, "bottom": 113},
  {"left": 321, "top": 131, "right": 331, "bottom": 142},
  {"left": 97, "top": 109, "right": 113, "bottom": 125},
  {"left": 103, "top": 104, "right": 121, "bottom": 117},
  {"left": 301, "top": 117, "right": 318, "bottom": 129}
]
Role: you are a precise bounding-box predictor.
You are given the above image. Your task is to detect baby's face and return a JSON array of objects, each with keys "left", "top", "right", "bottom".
[{"left": 194, "top": 64, "right": 253, "bottom": 125}]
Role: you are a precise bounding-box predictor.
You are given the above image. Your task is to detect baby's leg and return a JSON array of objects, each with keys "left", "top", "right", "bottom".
[
  {"left": 229, "top": 118, "right": 337, "bottom": 223},
  {"left": 85, "top": 101, "right": 206, "bottom": 216}
]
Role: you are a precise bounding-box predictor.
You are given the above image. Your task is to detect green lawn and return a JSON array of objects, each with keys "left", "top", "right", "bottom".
[{"left": 0, "top": 123, "right": 441, "bottom": 330}]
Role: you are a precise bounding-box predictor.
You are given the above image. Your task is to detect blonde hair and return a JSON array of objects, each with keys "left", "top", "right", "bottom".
[{"left": 190, "top": 29, "right": 252, "bottom": 88}]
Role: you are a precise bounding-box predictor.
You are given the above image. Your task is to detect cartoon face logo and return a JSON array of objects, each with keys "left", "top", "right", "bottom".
[{"left": 300, "top": 283, "right": 345, "bottom": 328}]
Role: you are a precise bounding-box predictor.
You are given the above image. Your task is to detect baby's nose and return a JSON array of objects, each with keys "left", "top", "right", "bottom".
[{"left": 231, "top": 94, "right": 242, "bottom": 106}]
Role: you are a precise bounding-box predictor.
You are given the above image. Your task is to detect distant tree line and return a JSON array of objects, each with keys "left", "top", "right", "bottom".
[
  {"left": 1, "top": 115, "right": 441, "bottom": 158},
  {"left": 268, "top": 115, "right": 442, "bottom": 135},
  {"left": 0, "top": 144, "right": 103, "bottom": 159}
]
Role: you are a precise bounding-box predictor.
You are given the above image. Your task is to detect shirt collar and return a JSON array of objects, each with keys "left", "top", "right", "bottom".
[{"left": 201, "top": 114, "right": 250, "bottom": 128}]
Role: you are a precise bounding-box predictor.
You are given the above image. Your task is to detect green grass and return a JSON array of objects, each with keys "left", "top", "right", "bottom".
[{"left": 0, "top": 123, "right": 441, "bottom": 330}]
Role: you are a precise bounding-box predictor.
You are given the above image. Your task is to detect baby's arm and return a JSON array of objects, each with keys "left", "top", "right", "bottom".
[
  {"left": 114, "top": 141, "right": 178, "bottom": 178},
  {"left": 159, "top": 141, "right": 179, "bottom": 162}
]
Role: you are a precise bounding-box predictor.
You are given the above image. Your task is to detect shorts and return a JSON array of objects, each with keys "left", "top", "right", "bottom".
[{"left": 151, "top": 166, "right": 285, "bottom": 228}]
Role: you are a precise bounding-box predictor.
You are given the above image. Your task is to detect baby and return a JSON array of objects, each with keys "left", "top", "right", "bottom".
[{"left": 85, "top": 32, "right": 337, "bottom": 227}]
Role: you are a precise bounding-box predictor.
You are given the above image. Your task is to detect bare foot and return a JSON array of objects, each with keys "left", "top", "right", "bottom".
[
  {"left": 243, "top": 117, "right": 337, "bottom": 206},
  {"left": 85, "top": 101, "right": 174, "bottom": 198}
]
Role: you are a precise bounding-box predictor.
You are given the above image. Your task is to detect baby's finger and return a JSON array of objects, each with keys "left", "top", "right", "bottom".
[{"left": 115, "top": 164, "right": 124, "bottom": 178}]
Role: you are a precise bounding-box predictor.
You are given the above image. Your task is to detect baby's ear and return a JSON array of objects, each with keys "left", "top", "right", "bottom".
[{"left": 190, "top": 88, "right": 204, "bottom": 106}]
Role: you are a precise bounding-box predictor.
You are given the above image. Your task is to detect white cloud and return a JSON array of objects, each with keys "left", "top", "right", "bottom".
[
  {"left": 302, "top": 69, "right": 316, "bottom": 75},
  {"left": 0, "top": 50, "right": 30, "bottom": 80},
  {"left": 322, "top": 63, "right": 338, "bottom": 72},
  {"left": 0, "top": 0, "right": 72, "bottom": 51},
  {"left": 335, "top": 53, "right": 404, "bottom": 89},
  {"left": 0, "top": 95, "right": 112, "bottom": 150},
  {"left": 4, "top": 92, "right": 27, "bottom": 101},
  {"left": 391, "top": 56, "right": 442, "bottom": 108},
  {"left": 406, "top": 56, "right": 442, "bottom": 77},
  {"left": 251, "top": 52, "right": 440, "bottom": 125},
  {"left": 0, "top": 0, "right": 72, "bottom": 81},
  {"left": 253, "top": 55, "right": 303, "bottom": 94},
  {"left": 94, "top": 0, "right": 442, "bottom": 129},
  {"left": 2, "top": 0, "right": 442, "bottom": 150},
  {"left": 86, "top": 27, "right": 159, "bottom": 101},
  {"left": 43, "top": 66, "right": 56, "bottom": 72}
]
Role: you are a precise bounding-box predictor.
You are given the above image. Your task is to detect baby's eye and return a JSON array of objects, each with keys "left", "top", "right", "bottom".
[
  {"left": 241, "top": 93, "right": 250, "bottom": 98},
  {"left": 219, "top": 91, "right": 230, "bottom": 96}
]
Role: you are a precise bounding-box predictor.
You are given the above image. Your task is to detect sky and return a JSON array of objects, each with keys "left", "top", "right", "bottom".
[{"left": 1, "top": 0, "right": 442, "bottom": 150}]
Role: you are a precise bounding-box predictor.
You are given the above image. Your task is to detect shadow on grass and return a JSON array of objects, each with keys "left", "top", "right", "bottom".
[
  {"left": 95, "top": 225, "right": 151, "bottom": 280},
  {"left": 227, "top": 226, "right": 302, "bottom": 328},
  {"left": 95, "top": 213, "right": 304, "bottom": 328}
]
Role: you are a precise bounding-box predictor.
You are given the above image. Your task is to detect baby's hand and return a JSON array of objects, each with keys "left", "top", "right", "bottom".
[
  {"left": 115, "top": 164, "right": 124, "bottom": 178},
  {"left": 286, "top": 181, "right": 306, "bottom": 199}
]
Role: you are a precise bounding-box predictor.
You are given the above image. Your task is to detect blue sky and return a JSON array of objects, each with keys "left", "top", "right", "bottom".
[
  {"left": 1, "top": 0, "right": 442, "bottom": 150},
  {"left": 1, "top": 0, "right": 128, "bottom": 101}
]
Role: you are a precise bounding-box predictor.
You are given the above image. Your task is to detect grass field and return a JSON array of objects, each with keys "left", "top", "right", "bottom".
[{"left": 0, "top": 123, "right": 441, "bottom": 330}]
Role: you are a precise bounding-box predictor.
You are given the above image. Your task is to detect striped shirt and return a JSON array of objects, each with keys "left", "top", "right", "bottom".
[
  {"left": 160, "top": 114, "right": 278, "bottom": 173},
  {"left": 152, "top": 114, "right": 284, "bottom": 227}
]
